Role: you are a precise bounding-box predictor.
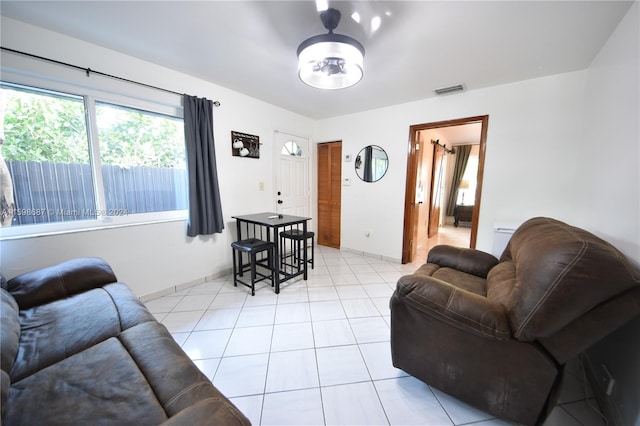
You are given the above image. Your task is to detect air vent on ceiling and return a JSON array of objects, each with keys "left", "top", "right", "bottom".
[{"left": 434, "top": 84, "right": 465, "bottom": 96}]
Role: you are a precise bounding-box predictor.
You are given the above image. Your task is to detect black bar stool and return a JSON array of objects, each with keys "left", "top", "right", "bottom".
[
  {"left": 279, "top": 229, "right": 315, "bottom": 271},
  {"left": 231, "top": 238, "right": 275, "bottom": 296}
]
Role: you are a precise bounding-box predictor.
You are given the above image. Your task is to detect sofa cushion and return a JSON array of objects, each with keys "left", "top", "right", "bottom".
[
  {"left": 501, "top": 217, "right": 640, "bottom": 341},
  {"left": 6, "top": 320, "right": 249, "bottom": 426},
  {"left": 1, "top": 289, "right": 20, "bottom": 420},
  {"left": 395, "top": 273, "right": 511, "bottom": 341},
  {"left": 5, "top": 336, "right": 169, "bottom": 426},
  {"left": 1, "top": 371, "right": 9, "bottom": 422},
  {"left": 9, "top": 283, "right": 155, "bottom": 382},
  {"left": 118, "top": 322, "right": 234, "bottom": 417},
  {"left": 411, "top": 262, "right": 487, "bottom": 296},
  {"left": 1, "top": 289, "right": 20, "bottom": 374},
  {"left": 432, "top": 268, "right": 487, "bottom": 296},
  {"left": 6, "top": 258, "right": 117, "bottom": 310},
  {"left": 486, "top": 261, "right": 517, "bottom": 307}
]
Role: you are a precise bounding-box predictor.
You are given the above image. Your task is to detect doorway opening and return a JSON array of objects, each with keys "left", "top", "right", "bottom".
[{"left": 401, "top": 115, "right": 488, "bottom": 264}]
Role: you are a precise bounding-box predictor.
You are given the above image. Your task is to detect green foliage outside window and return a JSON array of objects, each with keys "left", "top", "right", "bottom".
[
  {"left": 1, "top": 88, "right": 89, "bottom": 163},
  {"left": 96, "top": 102, "right": 185, "bottom": 169},
  {"left": 1, "top": 87, "right": 185, "bottom": 169}
]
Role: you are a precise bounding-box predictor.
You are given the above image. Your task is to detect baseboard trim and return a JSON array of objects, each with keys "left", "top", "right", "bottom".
[
  {"left": 340, "top": 247, "right": 402, "bottom": 264},
  {"left": 139, "top": 267, "right": 232, "bottom": 302}
]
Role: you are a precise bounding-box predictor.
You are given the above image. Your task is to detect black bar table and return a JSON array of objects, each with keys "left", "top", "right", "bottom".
[{"left": 232, "top": 212, "right": 311, "bottom": 293}]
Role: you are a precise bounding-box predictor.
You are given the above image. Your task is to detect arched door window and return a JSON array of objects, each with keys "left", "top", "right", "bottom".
[{"left": 281, "top": 141, "right": 304, "bottom": 157}]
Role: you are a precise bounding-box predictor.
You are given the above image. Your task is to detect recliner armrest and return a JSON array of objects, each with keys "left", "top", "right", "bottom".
[
  {"left": 427, "top": 245, "right": 499, "bottom": 278},
  {"left": 394, "top": 273, "right": 511, "bottom": 341},
  {"left": 6, "top": 258, "right": 117, "bottom": 309}
]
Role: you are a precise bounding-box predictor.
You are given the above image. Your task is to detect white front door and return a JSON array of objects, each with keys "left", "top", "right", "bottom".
[{"left": 274, "top": 131, "right": 310, "bottom": 217}]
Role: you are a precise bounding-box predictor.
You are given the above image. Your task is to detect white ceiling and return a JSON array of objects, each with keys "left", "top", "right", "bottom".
[
  {"left": 435, "top": 123, "right": 482, "bottom": 146},
  {"left": 0, "top": 1, "right": 633, "bottom": 119}
]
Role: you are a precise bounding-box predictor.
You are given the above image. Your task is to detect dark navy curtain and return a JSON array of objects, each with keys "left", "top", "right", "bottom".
[
  {"left": 183, "top": 95, "right": 224, "bottom": 237},
  {"left": 363, "top": 145, "right": 373, "bottom": 182}
]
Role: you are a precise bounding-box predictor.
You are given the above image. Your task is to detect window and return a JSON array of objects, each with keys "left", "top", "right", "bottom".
[
  {"left": 96, "top": 102, "right": 187, "bottom": 215},
  {"left": 456, "top": 154, "right": 478, "bottom": 205},
  {"left": 0, "top": 82, "right": 187, "bottom": 236},
  {"left": 281, "top": 141, "right": 304, "bottom": 157}
]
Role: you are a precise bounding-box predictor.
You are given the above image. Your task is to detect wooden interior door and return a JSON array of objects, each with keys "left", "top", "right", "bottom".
[
  {"left": 415, "top": 133, "right": 431, "bottom": 257},
  {"left": 428, "top": 143, "right": 445, "bottom": 238},
  {"left": 404, "top": 131, "right": 429, "bottom": 263},
  {"left": 317, "top": 141, "right": 342, "bottom": 248}
]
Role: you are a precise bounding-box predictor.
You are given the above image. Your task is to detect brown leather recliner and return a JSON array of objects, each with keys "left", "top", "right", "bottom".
[{"left": 390, "top": 217, "right": 640, "bottom": 425}]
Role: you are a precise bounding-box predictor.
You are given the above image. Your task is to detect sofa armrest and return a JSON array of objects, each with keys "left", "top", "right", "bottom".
[
  {"left": 6, "top": 258, "right": 117, "bottom": 309},
  {"left": 427, "top": 245, "right": 499, "bottom": 278},
  {"left": 160, "top": 398, "right": 251, "bottom": 426},
  {"left": 395, "top": 273, "right": 511, "bottom": 341}
]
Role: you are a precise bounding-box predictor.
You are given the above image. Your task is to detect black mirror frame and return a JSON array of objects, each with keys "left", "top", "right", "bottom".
[{"left": 355, "top": 145, "right": 389, "bottom": 182}]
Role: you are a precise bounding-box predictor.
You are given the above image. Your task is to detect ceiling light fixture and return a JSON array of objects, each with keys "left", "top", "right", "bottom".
[
  {"left": 297, "top": 8, "right": 365, "bottom": 90},
  {"left": 315, "top": 0, "right": 328, "bottom": 12}
]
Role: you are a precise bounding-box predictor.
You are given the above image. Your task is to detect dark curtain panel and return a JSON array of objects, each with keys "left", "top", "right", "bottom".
[
  {"left": 363, "top": 145, "right": 373, "bottom": 182},
  {"left": 445, "top": 144, "right": 472, "bottom": 216},
  {"left": 183, "top": 95, "right": 224, "bottom": 237}
]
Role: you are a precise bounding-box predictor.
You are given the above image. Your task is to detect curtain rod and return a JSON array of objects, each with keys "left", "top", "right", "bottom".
[
  {"left": 1, "top": 46, "right": 221, "bottom": 107},
  {"left": 431, "top": 139, "right": 455, "bottom": 154}
]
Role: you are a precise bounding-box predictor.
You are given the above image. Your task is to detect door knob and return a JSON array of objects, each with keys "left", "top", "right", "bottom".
[
  {"left": 277, "top": 200, "right": 283, "bottom": 204},
  {"left": 277, "top": 191, "right": 282, "bottom": 196}
]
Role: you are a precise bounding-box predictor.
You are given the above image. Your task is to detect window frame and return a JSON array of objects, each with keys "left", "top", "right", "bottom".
[{"left": 0, "top": 72, "right": 187, "bottom": 241}]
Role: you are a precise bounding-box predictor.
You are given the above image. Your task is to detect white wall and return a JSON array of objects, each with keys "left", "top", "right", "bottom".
[
  {"left": 573, "top": 1, "right": 639, "bottom": 263},
  {"left": 313, "top": 70, "right": 588, "bottom": 259},
  {"left": 0, "top": 18, "right": 314, "bottom": 297}
]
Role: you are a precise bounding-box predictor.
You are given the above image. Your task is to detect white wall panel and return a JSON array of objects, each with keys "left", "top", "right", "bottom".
[{"left": 314, "top": 71, "right": 588, "bottom": 258}]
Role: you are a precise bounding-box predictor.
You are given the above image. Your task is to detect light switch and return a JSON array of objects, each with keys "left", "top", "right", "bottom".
[{"left": 259, "top": 181, "right": 264, "bottom": 191}]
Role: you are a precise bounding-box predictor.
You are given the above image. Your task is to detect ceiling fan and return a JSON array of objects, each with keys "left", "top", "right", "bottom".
[{"left": 296, "top": 8, "right": 365, "bottom": 90}]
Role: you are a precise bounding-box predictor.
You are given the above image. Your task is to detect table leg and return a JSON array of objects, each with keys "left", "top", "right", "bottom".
[
  {"left": 235, "top": 220, "right": 243, "bottom": 277},
  {"left": 303, "top": 221, "right": 308, "bottom": 280},
  {"left": 272, "top": 225, "right": 280, "bottom": 294},
  {"left": 236, "top": 220, "right": 242, "bottom": 241}
]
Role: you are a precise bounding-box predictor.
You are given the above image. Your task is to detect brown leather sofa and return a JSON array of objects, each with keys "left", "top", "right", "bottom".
[
  {"left": 1, "top": 258, "right": 250, "bottom": 425},
  {"left": 390, "top": 217, "right": 640, "bottom": 425}
]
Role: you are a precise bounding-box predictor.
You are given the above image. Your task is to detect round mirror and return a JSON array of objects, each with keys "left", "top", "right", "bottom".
[{"left": 355, "top": 145, "right": 388, "bottom": 182}]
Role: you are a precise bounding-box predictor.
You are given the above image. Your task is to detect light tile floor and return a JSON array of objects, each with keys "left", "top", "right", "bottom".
[
  {"left": 421, "top": 224, "right": 472, "bottom": 259},
  {"left": 144, "top": 245, "right": 606, "bottom": 426}
]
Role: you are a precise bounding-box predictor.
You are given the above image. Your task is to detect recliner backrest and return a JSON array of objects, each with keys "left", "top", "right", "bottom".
[{"left": 500, "top": 217, "right": 640, "bottom": 341}]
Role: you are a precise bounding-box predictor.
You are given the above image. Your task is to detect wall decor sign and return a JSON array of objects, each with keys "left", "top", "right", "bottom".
[{"left": 231, "top": 131, "right": 261, "bottom": 159}]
